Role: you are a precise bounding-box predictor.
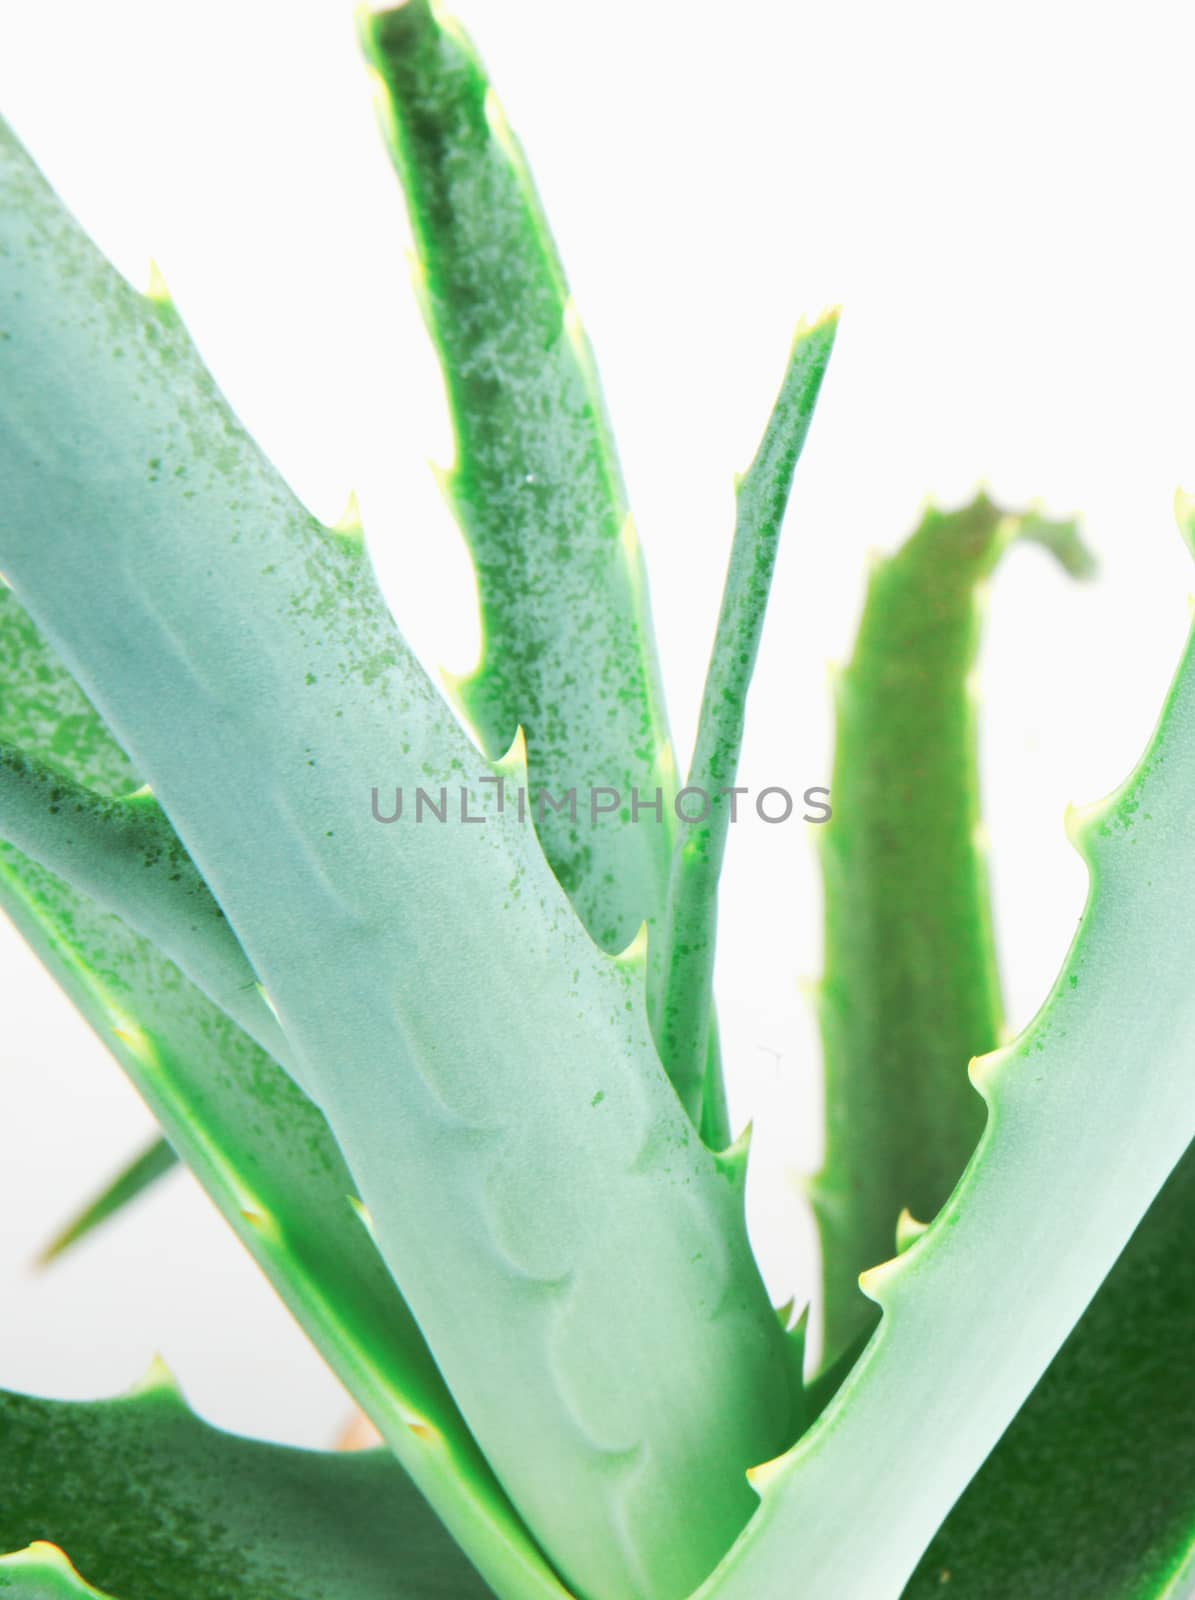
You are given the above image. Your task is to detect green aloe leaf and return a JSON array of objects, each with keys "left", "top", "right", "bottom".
[
  {"left": 0, "top": 587, "right": 563, "bottom": 1600},
  {"left": 362, "top": 0, "right": 738, "bottom": 1146},
  {"left": 903, "top": 1138, "right": 1195, "bottom": 1599},
  {"left": 361, "top": 0, "right": 676, "bottom": 959},
  {"left": 0, "top": 586, "right": 184, "bottom": 1270},
  {"left": 0, "top": 866, "right": 559, "bottom": 1600},
  {"left": 0, "top": 744, "right": 291, "bottom": 1074},
  {"left": 0, "top": 114, "right": 795, "bottom": 1600},
  {"left": 0, "top": 1368, "right": 489, "bottom": 1599},
  {"left": 651, "top": 312, "right": 837, "bottom": 1128},
  {"left": 812, "top": 494, "right": 1095, "bottom": 1362},
  {"left": 36, "top": 1136, "right": 178, "bottom": 1267},
  {"left": 692, "top": 511, "right": 1195, "bottom": 1598},
  {"left": 799, "top": 488, "right": 1193, "bottom": 1596}
]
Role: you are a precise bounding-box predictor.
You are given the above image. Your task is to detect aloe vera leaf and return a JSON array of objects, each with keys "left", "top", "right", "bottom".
[
  {"left": 0, "top": 594, "right": 138, "bottom": 800},
  {"left": 0, "top": 597, "right": 562, "bottom": 1600},
  {"left": 903, "top": 1139, "right": 1195, "bottom": 1599},
  {"left": 699, "top": 1026, "right": 732, "bottom": 1150},
  {"left": 0, "top": 857, "right": 564, "bottom": 1600},
  {"left": 692, "top": 532, "right": 1195, "bottom": 1597},
  {"left": 0, "top": 1370, "right": 490, "bottom": 1600},
  {"left": 0, "top": 745, "right": 292, "bottom": 1074},
  {"left": 361, "top": 0, "right": 677, "bottom": 961},
  {"left": 362, "top": 0, "right": 738, "bottom": 1150},
  {"left": 812, "top": 494, "right": 1096, "bottom": 1363},
  {"left": 0, "top": 591, "right": 184, "bottom": 1269},
  {"left": 0, "top": 118, "right": 795, "bottom": 1600},
  {"left": 36, "top": 1136, "right": 178, "bottom": 1267},
  {"left": 651, "top": 313, "right": 837, "bottom": 1125}
]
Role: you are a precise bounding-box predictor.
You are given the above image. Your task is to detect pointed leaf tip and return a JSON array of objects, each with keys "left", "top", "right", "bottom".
[
  {"left": 793, "top": 304, "right": 842, "bottom": 343},
  {"left": 130, "top": 1352, "right": 182, "bottom": 1399},
  {"left": 332, "top": 491, "right": 363, "bottom": 537},
  {"left": 239, "top": 1205, "right": 280, "bottom": 1243},
  {"left": 348, "top": 1193, "right": 376, "bottom": 1239},
  {"left": 617, "top": 511, "right": 641, "bottom": 564},
  {"left": 482, "top": 85, "right": 518, "bottom": 161},
  {"left": 966, "top": 1046, "right": 1008, "bottom": 1097},
  {"left": 1013, "top": 509, "right": 1097, "bottom": 580},
  {"left": 857, "top": 1256, "right": 901, "bottom": 1302},
  {"left": 745, "top": 1452, "right": 788, "bottom": 1495},
  {"left": 714, "top": 1121, "right": 753, "bottom": 1194},
  {"left": 35, "top": 1135, "right": 178, "bottom": 1268},
  {"left": 612, "top": 920, "right": 649, "bottom": 974},
  {"left": 494, "top": 725, "right": 530, "bottom": 784},
  {"left": 1064, "top": 796, "right": 1107, "bottom": 854},
  {"left": 428, "top": 458, "right": 458, "bottom": 503},
  {"left": 895, "top": 1208, "right": 929, "bottom": 1254},
  {"left": 11, "top": 1541, "right": 82, "bottom": 1574},
  {"left": 145, "top": 258, "right": 171, "bottom": 305}
]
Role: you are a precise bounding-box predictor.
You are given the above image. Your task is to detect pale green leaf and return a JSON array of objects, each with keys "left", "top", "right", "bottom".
[{"left": 0, "top": 114, "right": 794, "bottom": 1600}]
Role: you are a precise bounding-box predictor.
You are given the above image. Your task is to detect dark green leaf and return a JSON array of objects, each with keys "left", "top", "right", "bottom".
[
  {"left": 811, "top": 495, "right": 1093, "bottom": 1361},
  {"left": 0, "top": 1374, "right": 489, "bottom": 1599}
]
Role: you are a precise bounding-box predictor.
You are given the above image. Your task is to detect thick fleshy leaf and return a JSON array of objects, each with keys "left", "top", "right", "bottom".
[
  {"left": 0, "top": 744, "right": 290, "bottom": 1072},
  {"left": 693, "top": 514, "right": 1195, "bottom": 1598},
  {"left": 361, "top": 0, "right": 739, "bottom": 1144},
  {"left": 0, "top": 1372, "right": 490, "bottom": 1599},
  {"left": 0, "top": 588, "right": 562, "bottom": 1600},
  {"left": 362, "top": 0, "right": 676, "bottom": 958},
  {"left": 650, "top": 312, "right": 837, "bottom": 1128},
  {"left": 0, "top": 114, "right": 796, "bottom": 1600},
  {"left": 0, "top": 865, "right": 556, "bottom": 1600},
  {"left": 812, "top": 494, "right": 1095, "bottom": 1362},
  {"left": 903, "top": 1139, "right": 1195, "bottom": 1599}
]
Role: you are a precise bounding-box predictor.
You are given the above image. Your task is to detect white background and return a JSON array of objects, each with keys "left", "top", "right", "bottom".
[{"left": 1, "top": 0, "right": 1192, "bottom": 1448}]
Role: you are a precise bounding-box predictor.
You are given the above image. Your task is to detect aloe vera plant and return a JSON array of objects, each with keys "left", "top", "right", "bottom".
[{"left": 1, "top": 5, "right": 1193, "bottom": 1600}]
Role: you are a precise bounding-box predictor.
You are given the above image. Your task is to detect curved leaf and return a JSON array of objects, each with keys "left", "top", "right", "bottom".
[
  {"left": 362, "top": 0, "right": 746, "bottom": 1146},
  {"left": 0, "top": 1373, "right": 489, "bottom": 1599},
  {"left": 904, "top": 1140, "right": 1195, "bottom": 1599},
  {"left": 363, "top": 0, "right": 676, "bottom": 959},
  {"left": 695, "top": 515, "right": 1195, "bottom": 1598},
  {"left": 0, "top": 588, "right": 564, "bottom": 1600},
  {"left": 812, "top": 494, "right": 1095, "bottom": 1361},
  {"left": 0, "top": 113, "right": 795, "bottom": 1600},
  {"left": 651, "top": 312, "right": 836, "bottom": 1127}
]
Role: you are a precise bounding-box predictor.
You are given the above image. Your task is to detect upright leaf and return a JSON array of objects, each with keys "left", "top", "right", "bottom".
[
  {"left": 0, "top": 866, "right": 559, "bottom": 1600},
  {"left": 903, "top": 1139, "right": 1195, "bottom": 1599},
  {"left": 812, "top": 495, "right": 1094, "bottom": 1361},
  {"left": 651, "top": 312, "right": 836, "bottom": 1128},
  {"left": 362, "top": 0, "right": 676, "bottom": 957},
  {"left": 0, "top": 116, "right": 796, "bottom": 1600},
  {"left": 0, "top": 584, "right": 565, "bottom": 1600},
  {"left": 693, "top": 516, "right": 1195, "bottom": 1598}
]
